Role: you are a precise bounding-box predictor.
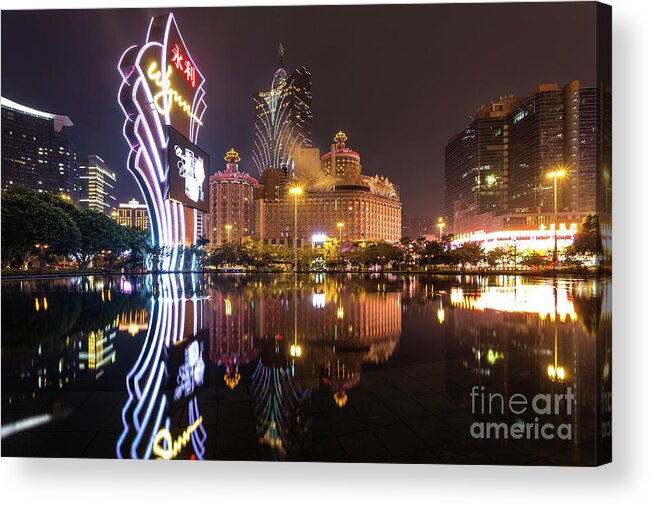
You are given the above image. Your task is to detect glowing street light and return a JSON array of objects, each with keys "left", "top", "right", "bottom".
[
  {"left": 34, "top": 243, "right": 49, "bottom": 273},
  {"left": 225, "top": 224, "right": 232, "bottom": 243},
  {"left": 546, "top": 167, "right": 567, "bottom": 270},
  {"left": 437, "top": 217, "right": 445, "bottom": 241},
  {"left": 289, "top": 186, "right": 303, "bottom": 272},
  {"left": 337, "top": 222, "right": 344, "bottom": 242}
]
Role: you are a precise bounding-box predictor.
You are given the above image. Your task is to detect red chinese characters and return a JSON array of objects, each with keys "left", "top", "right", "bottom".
[{"left": 170, "top": 44, "right": 196, "bottom": 88}]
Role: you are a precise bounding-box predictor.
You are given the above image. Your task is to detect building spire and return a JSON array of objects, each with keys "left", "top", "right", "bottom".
[{"left": 278, "top": 43, "right": 285, "bottom": 68}]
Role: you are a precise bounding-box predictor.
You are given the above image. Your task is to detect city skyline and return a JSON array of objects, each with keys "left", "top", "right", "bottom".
[{"left": 1, "top": 4, "right": 598, "bottom": 218}]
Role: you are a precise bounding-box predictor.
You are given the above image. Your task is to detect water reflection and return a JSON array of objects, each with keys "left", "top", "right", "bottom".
[{"left": 1, "top": 273, "right": 611, "bottom": 464}]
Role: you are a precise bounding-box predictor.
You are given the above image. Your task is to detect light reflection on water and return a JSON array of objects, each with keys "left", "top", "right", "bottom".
[{"left": 1, "top": 273, "right": 611, "bottom": 464}]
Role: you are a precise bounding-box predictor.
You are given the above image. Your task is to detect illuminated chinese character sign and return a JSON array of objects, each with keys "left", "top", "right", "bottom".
[
  {"left": 118, "top": 13, "right": 208, "bottom": 271},
  {"left": 167, "top": 127, "right": 209, "bottom": 213}
]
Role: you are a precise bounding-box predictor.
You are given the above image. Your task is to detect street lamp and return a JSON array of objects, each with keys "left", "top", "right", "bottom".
[
  {"left": 437, "top": 217, "right": 445, "bottom": 241},
  {"left": 225, "top": 224, "right": 232, "bottom": 244},
  {"left": 546, "top": 168, "right": 567, "bottom": 270},
  {"left": 34, "top": 243, "right": 49, "bottom": 273},
  {"left": 337, "top": 222, "right": 344, "bottom": 242},
  {"left": 289, "top": 186, "right": 303, "bottom": 272}
]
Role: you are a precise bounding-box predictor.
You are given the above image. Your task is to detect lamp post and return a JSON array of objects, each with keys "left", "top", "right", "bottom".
[
  {"left": 546, "top": 168, "right": 566, "bottom": 270},
  {"left": 337, "top": 222, "right": 344, "bottom": 242},
  {"left": 437, "top": 217, "right": 445, "bottom": 241},
  {"left": 225, "top": 224, "right": 232, "bottom": 244},
  {"left": 289, "top": 186, "right": 302, "bottom": 272},
  {"left": 34, "top": 243, "right": 49, "bottom": 274}
]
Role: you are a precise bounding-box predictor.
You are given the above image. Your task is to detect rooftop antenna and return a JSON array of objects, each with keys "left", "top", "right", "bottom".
[{"left": 278, "top": 43, "right": 285, "bottom": 68}]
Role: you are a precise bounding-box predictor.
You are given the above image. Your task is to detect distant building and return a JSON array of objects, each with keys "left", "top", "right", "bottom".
[
  {"left": 255, "top": 132, "right": 402, "bottom": 245},
  {"left": 253, "top": 44, "right": 313, "bottom": 178},
  {"left": 115, "top": 198, "right": 150, "bottom": 230},
  {"left": 445, "top": 81, "right": 611, "bottom": 236},
  {"left": 1, "top": 96, "right": 80, "bottom": 201},
  {"left": 79, "top": 155, "right": 117, "bottom": 214},
  {"left": 410, "top": 217, "right": 434, "bottom": 239},
  {"left": 321, "top": 132, "right": 362, "bottom": 184},
  {"left": 292, "top": 147, "right": 321, "bottom": 181},
  {"left": 209, "top": 149, "right": 258, "bottom": 246}
]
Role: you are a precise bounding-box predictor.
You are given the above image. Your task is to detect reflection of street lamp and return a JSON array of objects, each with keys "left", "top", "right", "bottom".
[
  {"left": 547, "top": 281, "right": 566, "bottom": 382},
  {"left": 437, "top": 217, "right": 445, "bottom": 241},
  {"left": 225, "top": 224, "right": 232, "bottom": 243},
  {"left": 289, "top": 186, "right": 303, "bottom": 272},
  {"left": 337, "top": 222, "right": 344, "bottom": 242},
  {"left": 34, "top": 243, "right": 49, "bottom": 273},
  {"left": 546, "top": 168, "right": 566, "bottom": 270}
]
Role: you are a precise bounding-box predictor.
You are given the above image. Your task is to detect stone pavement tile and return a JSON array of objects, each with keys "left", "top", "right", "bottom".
[
  {"left": 300, "top": 415, "right": 332, "bottom": 441},
  {"left": 407, "top": 416, "right": 468, "bottom": 448},
  {"left": 354, "top": 402, "right": 399, "bottom": 428},
  {"left": 375, "top": 367, "right": 411, "bottom": 383},
  {"left": 544, "top": 441, "right": 597, "bottom": 466},
  {"left": 215, "top": 420, "right": 257, "bottom": 452},
  {"left": 322, "top": 407, "right": 368, "bottom": 435},
  {"left": 338, "top": 430, "right": 391, "bottom": 463},
  {"left": 413, "top": 392, "right": 461, "bottom": 415},
  {"left": 373, "top": 423, "right": 428, "bottom": 456},
  {"left": 399, "top": 361, "right": 447, "bottom": 379},
  {"left": 391, "top": 448, "right": 443, "bottom": 464},
  {"left": 217, "top": 386, "right": 251, "bottom": 403},
  {"left": 346, "top": 387, "right": 380, "bottom": 408},
  {"left": 258, "top": 443, "right": 304, "bottom": 462},
  {"left": 1, "top": 430, "right": 96, "bottom": 458},
  {"left": 81, "top": 430, "right": 122, "bottom": 458},
  {"left": 358, "top": 371, "right": 386, "bottom": 387},
  {"left": 394, "top": 379, "right": 434, "bottom": 397},
  {"left": 301, "top": 436, "right": 349, "bottom": 462},
  {"left": 83, "top": 391, "right": 127, "bottom": 409},
  {"left": 366, "top": 383, "right": 405, "bottom": 402},
  {"left": 217, "top": 401, "right": 253, "bottom": 425},
  {"left": 214, "top": 447, "right": 258, "bottom": 462},
  {"left": 311, "top": 391, "right": 338, "bottom": 411},
  {"left": 434, "top": 439, "right": 492, "bottom": 465},
  {"left": 382, "top": 396, "right": 431, "bottom": 422}
]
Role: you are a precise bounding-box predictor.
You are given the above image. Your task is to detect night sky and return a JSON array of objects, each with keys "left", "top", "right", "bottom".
[{"left": 1, "top": 3, "right": 597, "bottom": 219}]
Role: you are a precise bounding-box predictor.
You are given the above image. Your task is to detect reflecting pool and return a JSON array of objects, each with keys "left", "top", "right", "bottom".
[{"left": 1, "top": 273, "right": 611, "bottom": 464}]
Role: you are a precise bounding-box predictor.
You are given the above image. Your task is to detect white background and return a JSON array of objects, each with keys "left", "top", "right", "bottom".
[{"left": 1, "top": 0, "right": 649, "bottom": 504}]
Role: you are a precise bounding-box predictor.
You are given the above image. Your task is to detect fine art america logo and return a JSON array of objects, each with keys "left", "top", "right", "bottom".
[
  {"left": 469, "top": 385, "right": 575, "bottom": 441},
  {"left": 174, "top": 143, "right": 206, "bottom": 204}
]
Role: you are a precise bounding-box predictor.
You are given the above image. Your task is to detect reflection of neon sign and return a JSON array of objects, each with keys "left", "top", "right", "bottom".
[
  {"left": 152, "top": 415, "right": 204, "bottom": 460},
  {"left": 147, "top": 62, "right": 204, "bottom": 125},
  {"left": 174, "top": 144, "right": 206, "bottom": 203},
  {"left": 174, "top": 341, "right": 205, "bottom": 401}
]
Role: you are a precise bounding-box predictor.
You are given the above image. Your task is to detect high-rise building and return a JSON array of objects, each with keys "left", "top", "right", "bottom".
[
  {"left": 445, "top": 81, "right": 611, "bottom": 235},
  {"left": 79, "top": 155, "right": 117, "bottom": 214},
  {"left": 253, "top": 44, "right": 313, "bottom": 178},
  {"left": 444, "top": 97, "right": 521, "bottom": 235},
  {"left": 255, "top": 132, "right": 402, "bottom": 244},
  {"left": 292, "top": 147, "right": 321, "bottom": 181},
  {"left": 410, "top": 217, "right": 434, "bottom": 239},
  {"left": 115, "top": 198, "right": 150, "bottom": 230},
  {"left": 1, "top": 97, "right": 80, "bottom": 201},
  {"left": 209, "top": 149, "right": 259, "bottom": 246}
]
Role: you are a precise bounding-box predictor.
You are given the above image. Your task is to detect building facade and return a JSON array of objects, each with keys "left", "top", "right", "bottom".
[
  {"left": 1, "top": 97, "right": 80, "bottom": 201},
  {"left": 252, "top": 44, "right": 313, "bottom": 178},
  {"left": 321, "top": 131, "right": 362, "bottom": 184},
  {"left": 79, "top": 155, "right": 117, "bottom": 214},
  {"left": 115, "top": 198, "right": 150, "bottom": 230},
  {"left": 209, "top": 149, "right": 258, "bottom": 246},
  {"left": 255, "top": 132, "right": 402, "bottom": 245},
  {"left": 445, "top": 81, "right": 611, "bottom": 236}
]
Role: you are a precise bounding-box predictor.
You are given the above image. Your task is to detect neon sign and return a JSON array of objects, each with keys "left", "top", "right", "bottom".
[
  {"left": 152, "top": 415, "right": 204, "bottom": 460},
  {"left": 174, "top": 341, "right": 205, "bottom": 401},
  {"left": 171, "top": 44, "right": 196, "bottom": 87},
  {"left": 147, "top": 62, "right": 203, "bottom": 125}
]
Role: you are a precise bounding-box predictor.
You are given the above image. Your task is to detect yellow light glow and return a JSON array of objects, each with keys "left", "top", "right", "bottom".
[
  {"left": 334, "top": 390, "right": 348, "bottom": 408},
  {"left": 147, "top": 62, "right": 203, "bottom": 125},
  {"left": 224, "top": 298, "right": 232, "bottom": 317},
  {"left": 337, "top": 306, "right": 344, "bottom": 319},
  {"left": 152, "top": 416, "right": 204, "bottom": 460},
  {"left": 289, "top": 186, "right": 303, "bottom": 196},
  {"left": 290, "top": 344, "right": 302, "bottom": 357},
  {"left": 546, "top": 168, "right": 567, "bottom": 179},
  {"left": 437, "top": 307, "right": 445, "bottom": 324}
]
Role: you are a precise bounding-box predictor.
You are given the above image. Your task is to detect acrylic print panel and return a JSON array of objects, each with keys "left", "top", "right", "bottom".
[{"left": 0, "top": 2, "right": 611, "bottom": 466}]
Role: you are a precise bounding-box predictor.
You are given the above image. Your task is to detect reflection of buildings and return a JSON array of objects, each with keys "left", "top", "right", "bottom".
[
  {"left": 1, "top": 96, "right": 81, "bottom": 201},
  {"left": 208, "top": 149, "right": 258, "bottom": 247},
  {"left": 253, "top": 44, "right": 313, "bottom": 178},
  {"left": 255, "top": 132, "right": 402, "bottom": 244},
  {"left": 410, "top": 217, "right": 434, "bottom": 239},
  {"left": 445, "top": 81, "right": 612, "bottom": 237},
  {"left": 114, "top": 198, "right": 150, "bottom": 230},
  {"left": 118, "top": 309, "right": 149, "bottom": 336},
  {"left": 78, "top": 323, "right": 117, "bottom": 379},
  {"left": 79, "top": 154, "right": 117, "bottom": 214}
]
